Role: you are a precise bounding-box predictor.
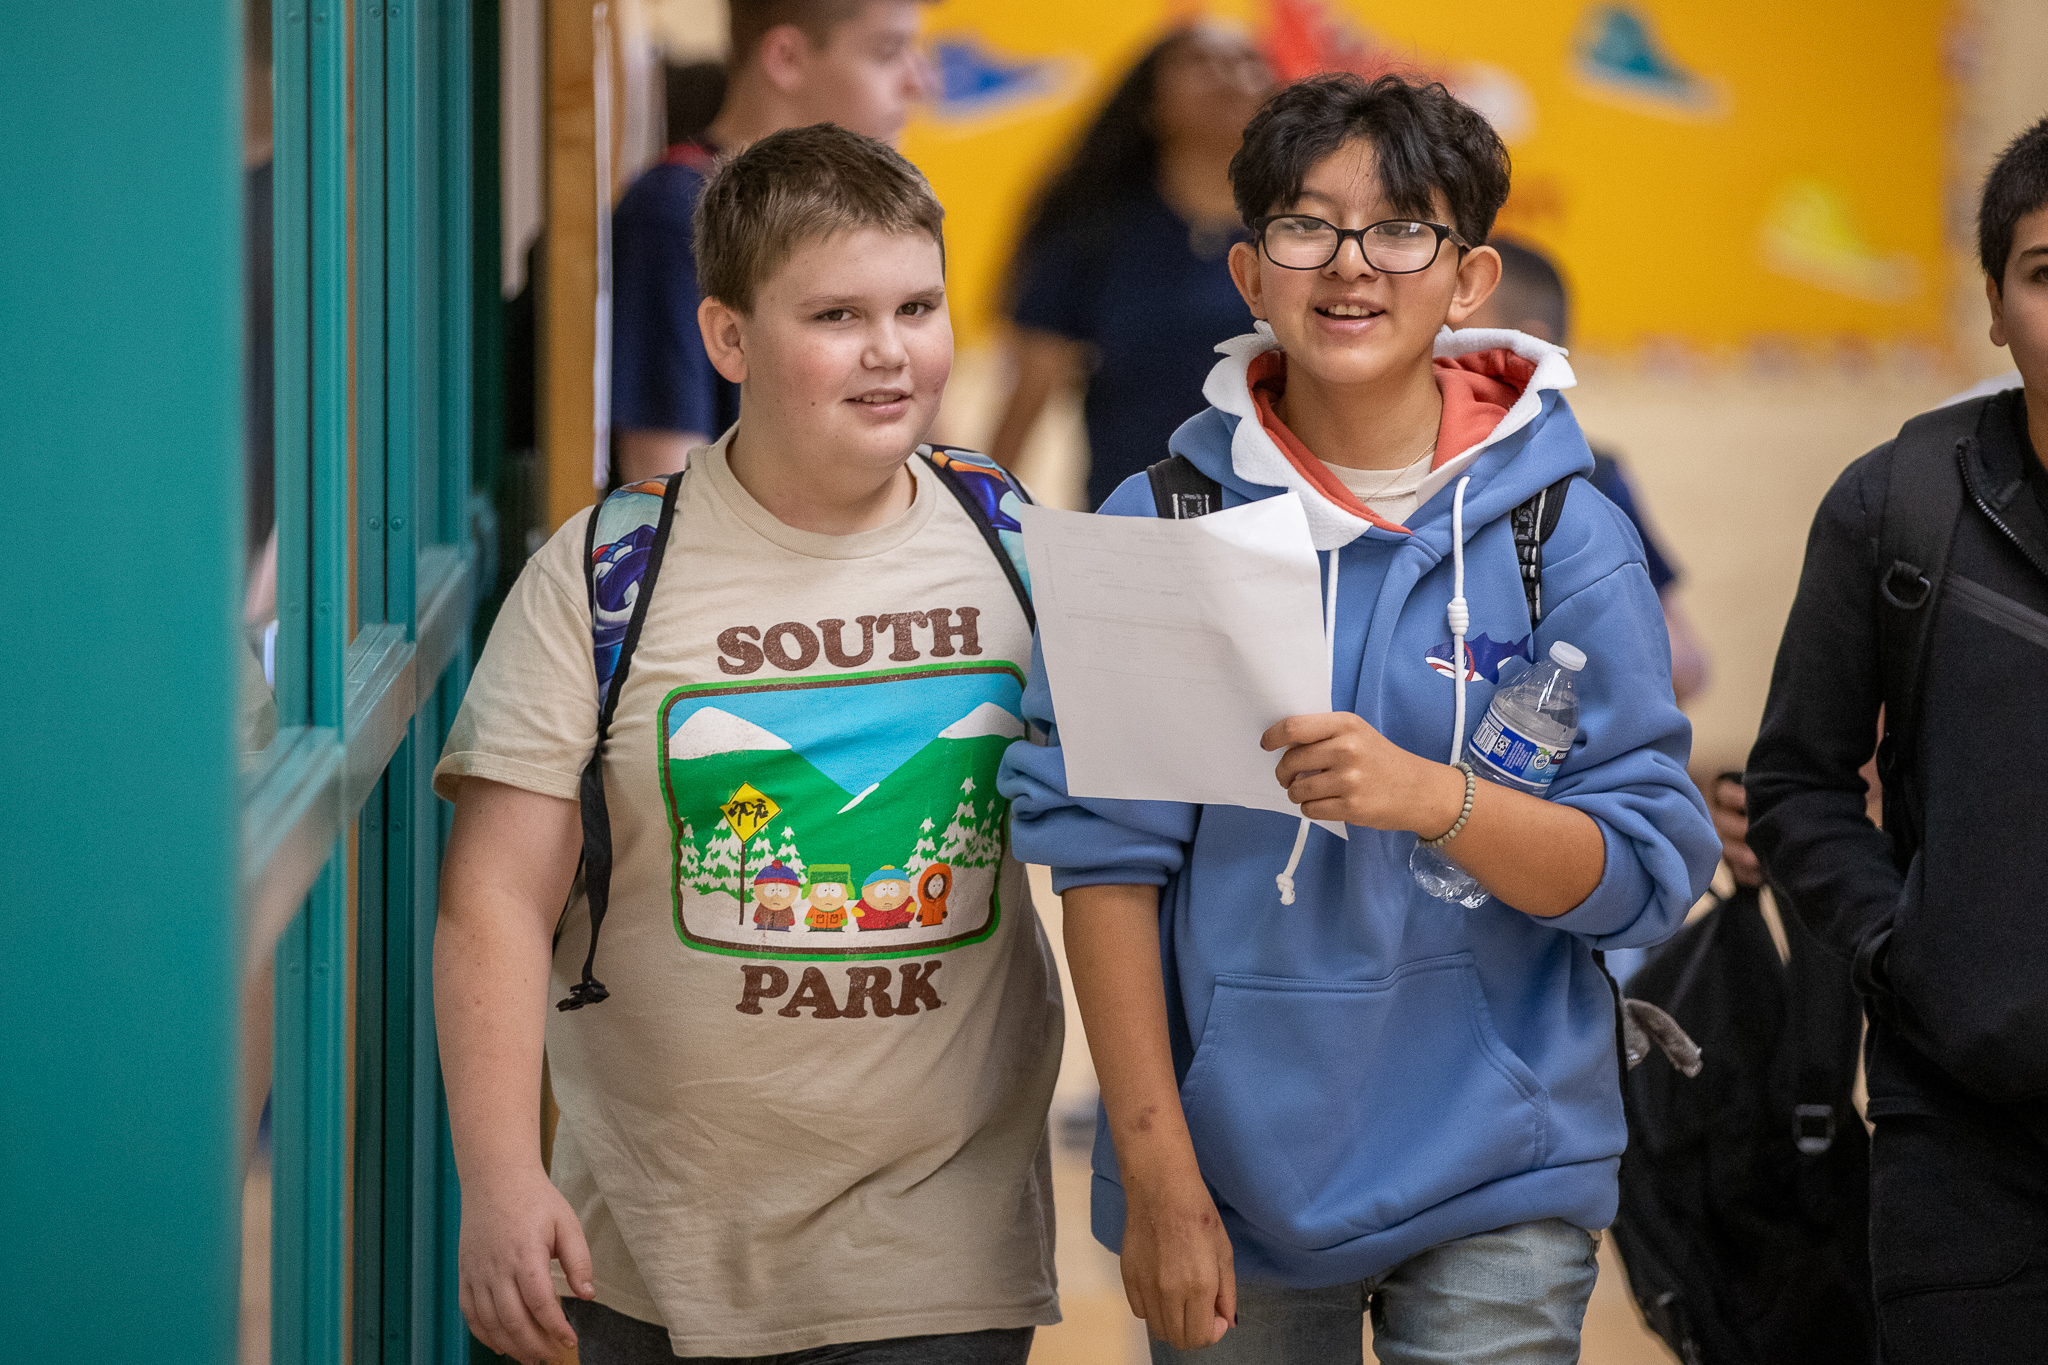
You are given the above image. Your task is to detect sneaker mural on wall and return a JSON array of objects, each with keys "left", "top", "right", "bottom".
[
  {"left": 1760, "top": 179, "right": 1921, "bottom": 305},
  {"left": 927, "top": 35, "right": 1076, "bottom": 123},
  {"left": 1260, "top": 0, "right": 1535, "bottom": 144},
  {"left": 1573, "top": 5, "right": 1725, "bottom": 119}
]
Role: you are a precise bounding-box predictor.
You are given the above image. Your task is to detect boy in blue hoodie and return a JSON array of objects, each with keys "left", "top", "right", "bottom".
[{"left": 999, "top": 75, "right": 1718, "bottom": 1363}]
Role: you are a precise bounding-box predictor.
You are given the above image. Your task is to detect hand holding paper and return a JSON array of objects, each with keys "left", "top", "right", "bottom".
[{"left": 1017, "top": 493, "right": 1344, "bottom": 832}]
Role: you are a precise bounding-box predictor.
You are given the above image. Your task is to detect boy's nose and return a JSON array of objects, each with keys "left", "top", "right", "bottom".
[
  {"left": 865, "top": 322, "right": 911, "bottom": 368},
  {"left": 1327, "top": 236, "right": 1379, "bottom": 279}
]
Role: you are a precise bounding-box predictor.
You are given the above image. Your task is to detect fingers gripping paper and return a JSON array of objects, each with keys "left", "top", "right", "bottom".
[{"left": 1017, "top": 495, "right": 1344, "bottom": 832}]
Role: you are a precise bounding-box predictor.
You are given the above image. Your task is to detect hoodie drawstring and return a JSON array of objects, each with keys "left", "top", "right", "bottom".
[
  {"left": 1275, "top": 477, "right": 1471, "bottom": 906},
  {"left": 1447, "top": 476, "right": 1473, "bottom": 764},
  {"left": 1277, "top": 545, "right": 1341, "bottom": 905}
]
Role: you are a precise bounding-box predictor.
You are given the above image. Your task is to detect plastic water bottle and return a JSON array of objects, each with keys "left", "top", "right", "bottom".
[{"left": 1411, "top": 641, "right": 1587, "bottom": 906}]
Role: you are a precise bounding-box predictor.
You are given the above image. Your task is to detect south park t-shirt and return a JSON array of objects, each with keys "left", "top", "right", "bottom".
[{"left": 435, "top": 431, "right": 1063, "bottom": 1356}]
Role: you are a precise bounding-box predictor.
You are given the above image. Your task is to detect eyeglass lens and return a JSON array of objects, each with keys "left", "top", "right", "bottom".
[{"left": 1263, "top": 218, "right": 1443, "bottom": 272}]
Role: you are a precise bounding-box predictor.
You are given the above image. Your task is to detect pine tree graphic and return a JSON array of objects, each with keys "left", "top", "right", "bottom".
[
  {"left": 700, "top": 822, "right": 741, "bottom": 897},
  {"left": 675, "top": 819, "right": 701, "bottom": 897},
  {"left": 773, "top": 825, "right": 806, "bottom": 881}
]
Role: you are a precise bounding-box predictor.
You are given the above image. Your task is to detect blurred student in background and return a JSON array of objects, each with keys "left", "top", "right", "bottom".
[
  {"left": 610, "top": 0, "right": 933, "bottom": 484},
  {"left": 988, "top": 25, "right": 1271, "bottom": 508},
  {"left": 1465, "top": 237, "right": 1709, "bottom": 705}
]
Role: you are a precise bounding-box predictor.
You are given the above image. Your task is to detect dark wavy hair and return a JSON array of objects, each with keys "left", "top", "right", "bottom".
[
  {"left": 1229, "top": 73, "right": 1510, "bottom": 246},
  {"left": 1980, "top": 115, "right": 2048, "bottom": 285},
  {"left": 1004, "top": 31, "right": 1192, "bottom": 305}
]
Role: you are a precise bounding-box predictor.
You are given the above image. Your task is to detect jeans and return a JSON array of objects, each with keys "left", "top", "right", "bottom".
[
  {"left": 559, "top": 1298, "right": 1035, "bottom": 1365},
  {"left": 1148, "top": 1219, "right": 1599, "bottom": 1365}
]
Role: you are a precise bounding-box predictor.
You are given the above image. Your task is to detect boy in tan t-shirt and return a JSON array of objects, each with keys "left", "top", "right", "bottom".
[{"left": 434, "top": 126, "right": 1061, "bottom": 1365}]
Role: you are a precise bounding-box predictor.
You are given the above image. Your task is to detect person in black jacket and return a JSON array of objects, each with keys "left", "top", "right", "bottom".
[{"left": 1746, "top": 115, "right": 2048, "bottom": 1364}]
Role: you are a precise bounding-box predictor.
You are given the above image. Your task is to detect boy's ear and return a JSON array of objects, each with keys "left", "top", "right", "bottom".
[
  {"left": 699, "top": 297, "right": 749, "bottom": 384},
  {"left": 1228, "top": 240, "right": 1267, "bottom": 321},
  {"left": 1445, "top": 244, "right": 1503, "bottom": 330},
  {"left": 1988, "top": 271, "right": 2009, "bottom": 349},
  {"left": 757, "top": 23, "right": 812, "bottom": 97}
]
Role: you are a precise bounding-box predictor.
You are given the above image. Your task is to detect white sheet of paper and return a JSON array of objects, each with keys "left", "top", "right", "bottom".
[{"left": 1018, "top": 494, "right": 1345, "bottom": 834}]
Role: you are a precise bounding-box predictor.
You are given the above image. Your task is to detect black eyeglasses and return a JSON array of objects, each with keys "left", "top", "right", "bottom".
[{"left": 1252, "top": 215, "right": 1469, "bottom": 273}]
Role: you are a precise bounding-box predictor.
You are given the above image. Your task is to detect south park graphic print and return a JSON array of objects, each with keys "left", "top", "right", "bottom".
[{"left": 659, "top": 661, "right": 1025, "bottom": 960}]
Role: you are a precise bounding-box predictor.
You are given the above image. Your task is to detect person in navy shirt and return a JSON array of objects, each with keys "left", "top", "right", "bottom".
[
  {"left": 610, "top": 0, "right": 932, "bottom": 484},
  {"left": 989, "top": 25, "right": 1272, "bottom": 510}
]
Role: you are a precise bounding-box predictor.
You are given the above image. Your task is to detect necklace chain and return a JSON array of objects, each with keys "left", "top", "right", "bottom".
[{"left": 1342, "top": 439, "right": 1438, "bottom": 501}]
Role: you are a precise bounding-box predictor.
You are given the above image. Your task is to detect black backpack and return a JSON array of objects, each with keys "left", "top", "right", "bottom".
[{"left": 1610, "top": 881, "right": 1875, "bottom": 1365}]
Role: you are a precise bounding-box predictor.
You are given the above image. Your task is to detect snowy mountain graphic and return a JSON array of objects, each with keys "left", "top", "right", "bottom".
[
  {"left": 937, "top": 701, "right": 1026, "bottom": 742},
  {"left": 669, "top": 706, "right": 792, "bottom": 760}
]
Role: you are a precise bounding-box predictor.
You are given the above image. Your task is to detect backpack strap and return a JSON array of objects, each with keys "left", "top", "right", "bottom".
[
  {"left": 921, "top": 445, "right": 1036, "bottom": 630},
  {"left": 559, "top": 474, "right": 683, "bottom": 1011},
  {"left": 1147, "top": 454, "right": 1223, "bottom": 519},
  {"left": 1776, "top": 882, "right": 1865, "bottom": 1175},
  {"left": 1874, "top": 400, "right": 1976, "bottom": 864},
  {"left": 1512, "top": 474, "right": 1576, "bottom": 625}
]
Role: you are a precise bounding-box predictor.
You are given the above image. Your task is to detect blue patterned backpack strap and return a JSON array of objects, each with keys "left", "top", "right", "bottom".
[
  {"left": 560, "top": 473, "right": 683, "bottom": 1011},
  {"left": 920, "top": 445, "right": 1035, "bottom": 629}
]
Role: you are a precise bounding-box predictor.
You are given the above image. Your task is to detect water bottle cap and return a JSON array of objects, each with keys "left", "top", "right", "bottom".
[{"left": 1549, "top": 641, "right": 1587, "bottom": 672}]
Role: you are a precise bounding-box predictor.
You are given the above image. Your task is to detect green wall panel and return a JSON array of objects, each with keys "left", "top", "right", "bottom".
[{"left": 0, "top": 5, "right": 244, "bottom": 1361}]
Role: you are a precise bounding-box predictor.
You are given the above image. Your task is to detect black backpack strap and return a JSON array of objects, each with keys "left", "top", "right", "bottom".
[
  {"left": 1874, "top": 400, "right": 1976, "bottom": 864},
  {"left": 1510, "top": 474, "right": 1576, "bottom": 625},
  {"left": 1146, "top": 454, "right": 1223, "bottom": 519},
  {"left": 559, "top": 473, "right": 684, "bottom": 1010},
  {"left": 920, "top": 446, "right": 1036, "bottom": 631}
]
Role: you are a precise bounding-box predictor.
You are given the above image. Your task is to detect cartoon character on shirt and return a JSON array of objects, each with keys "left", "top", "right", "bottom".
[
  {"left": 803, "top": 865, "right": 853, "bottom": 931},
  {"left": 916, "top": 863, "right": 952, "bottom": 927},
  {"left": 751, "top": 862, "right": 801, "bottom": 931},
  {"left": 853, "top": 867, "right": 917, "bottom": 931}
]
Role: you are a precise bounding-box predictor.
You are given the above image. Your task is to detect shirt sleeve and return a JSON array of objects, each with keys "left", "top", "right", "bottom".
[
  {"left": 1525, "top": 557, "right": 1720, "bottom": 948},
  {"left": 609, "top": 169, "right": 723, "bottom": 436},
  {"left": 434, "top": 512, "right": 600, "bottom": 804},
  {"left": 1744, "top": 449, "right": 1899, "bottom": 964},
  {"left": 1009, "top": 225, "right": 1097, "bottom": 344},
  {"left": 1587, "top": 454, "right": 1678, "bottom": 594}
]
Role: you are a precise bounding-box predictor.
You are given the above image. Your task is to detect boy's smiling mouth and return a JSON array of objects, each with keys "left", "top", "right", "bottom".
[
  {"left": 1316, "top": 302, "right": 1383, "bottom": 320},
  {"left": 849, "top": 387, "right": 911, "bottom": 406}
]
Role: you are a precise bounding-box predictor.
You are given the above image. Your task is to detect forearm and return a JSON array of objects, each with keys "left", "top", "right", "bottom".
[
  {"left": 434, "top": 779, "right": 581, "bottom": 1187},
  {"left": 1060, "top": 883, "right": 1203, "bottom": 1186},
  {"left": 1745, "top": 781, "right": 1898, "bottom": 959},
  {"left": 1432, "top": 770, "right": 1607, "bottom": 917},
  {"left": 434, "top": 899, "right": 554, "bottom": 1184},
  {"left": 987, "top": 329, "right": 1078, "bottom": 472}
]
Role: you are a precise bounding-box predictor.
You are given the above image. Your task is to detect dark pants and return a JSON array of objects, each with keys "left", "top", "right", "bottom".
[
  {"left": 1866, "top": 1023, "right": 2048, "bottom": 1362},
  {"left": 559, "top": 1298, "right": 1035, "bottom": 1365}
]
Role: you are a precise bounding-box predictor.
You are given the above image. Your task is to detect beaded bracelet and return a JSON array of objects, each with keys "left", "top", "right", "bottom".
[{"left": 1421, "top": 762, "right": 1477, "bottom": 849}]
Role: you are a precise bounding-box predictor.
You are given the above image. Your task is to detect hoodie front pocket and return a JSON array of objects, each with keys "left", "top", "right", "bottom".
[{"left": 1177, "top": 954, "right": 1549, "bottom": 1251}]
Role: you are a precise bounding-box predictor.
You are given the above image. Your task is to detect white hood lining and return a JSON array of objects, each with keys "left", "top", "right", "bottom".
[{"left": 1199, "top": 323, "right": 1577, "bottom": 551}]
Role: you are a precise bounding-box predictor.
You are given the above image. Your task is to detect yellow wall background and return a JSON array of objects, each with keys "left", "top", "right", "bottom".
[{"left": 901, "top": 0, "right": 1951, "bottom": 352}]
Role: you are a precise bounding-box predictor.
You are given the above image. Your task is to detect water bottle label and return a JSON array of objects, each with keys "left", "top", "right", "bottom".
[{"left": 1471, "top": 706, "right": 1569, "bottom": 788}]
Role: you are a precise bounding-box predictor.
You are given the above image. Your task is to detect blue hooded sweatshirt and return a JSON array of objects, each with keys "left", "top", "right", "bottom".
[{"left": 998, "top": 323, "right": 1720, "bottom": 1288}]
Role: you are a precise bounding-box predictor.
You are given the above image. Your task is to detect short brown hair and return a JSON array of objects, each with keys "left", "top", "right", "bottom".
[
  {"left": 727, "top": 0, "right": 867, "bottom": 71},
  {"left": 692, "top": 123, "right": 945, "bottom": 313}
]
